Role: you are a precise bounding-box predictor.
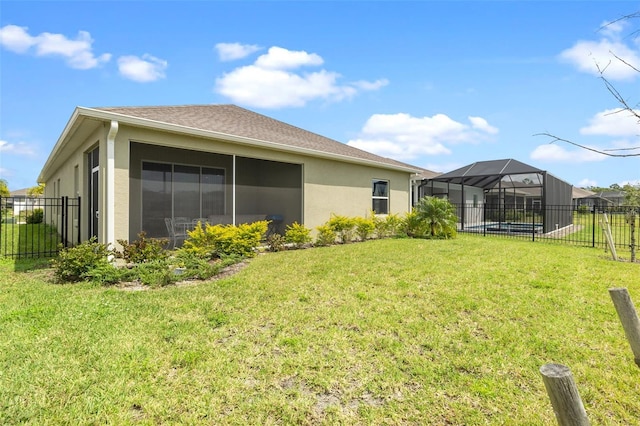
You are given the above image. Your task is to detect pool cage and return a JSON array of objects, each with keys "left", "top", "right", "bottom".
[{"left": 417, "top": 159, "right": 573, "bottom": 234}]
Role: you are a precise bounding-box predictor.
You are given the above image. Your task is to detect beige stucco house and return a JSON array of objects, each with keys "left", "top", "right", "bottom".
[{"left": 38, "top": 104, "right": 421, "bottom": 248}]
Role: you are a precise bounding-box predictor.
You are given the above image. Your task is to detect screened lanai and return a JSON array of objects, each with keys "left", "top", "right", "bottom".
[
  {"left": 418, "top": 159, "right": 573, "bottom": 233},
  {"left": 129, "top": 142, "right": 301, "bottom": 242}
]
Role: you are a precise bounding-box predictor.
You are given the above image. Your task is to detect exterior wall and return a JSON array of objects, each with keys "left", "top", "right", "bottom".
[
  {"left": 45, "top": 122, "right": 411, "bottom": 242},
  {"left": 112, "top": 124, "right": 412, "bottom": 241},
  {"left": 43, "top": 124, "right": 106, "bottom": 242}
]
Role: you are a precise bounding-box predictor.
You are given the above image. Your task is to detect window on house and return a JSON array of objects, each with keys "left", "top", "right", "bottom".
[{"left": 372, "top": 179, "right": 389, "bottom": 214}]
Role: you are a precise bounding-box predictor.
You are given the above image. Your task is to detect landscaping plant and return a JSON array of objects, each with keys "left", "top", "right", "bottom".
[{"left": 284, "top": 221, "right": 312, "bottom": 248}]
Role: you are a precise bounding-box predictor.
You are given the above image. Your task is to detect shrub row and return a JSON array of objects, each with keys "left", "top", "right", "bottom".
[{"left": 52, "top": 197, "right": 457, "bottom": 285}]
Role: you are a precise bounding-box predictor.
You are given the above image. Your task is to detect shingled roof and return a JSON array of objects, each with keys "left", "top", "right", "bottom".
[{"left": 89, "top": 104, "right": 419, "bottom": 172}]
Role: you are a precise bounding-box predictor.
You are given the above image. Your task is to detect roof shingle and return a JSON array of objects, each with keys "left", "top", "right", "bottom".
[{"left": 93, "top": 104, "right": 420, "bottom": 171}]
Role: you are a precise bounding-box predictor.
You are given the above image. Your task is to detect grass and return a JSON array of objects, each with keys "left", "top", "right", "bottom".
[
  {"left": 1, "top": 235, "right": 639, "bottom": 424},
  {"left": 0, "top": 222, "right": 61, "bottom": 258}
]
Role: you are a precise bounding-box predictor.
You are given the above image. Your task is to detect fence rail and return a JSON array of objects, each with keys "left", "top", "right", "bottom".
[
  {"left": 454, "top": 203, "right": 639, "bottom": 253},
  {"left": 0, "top": 196, "right": 81, "bottom": 258}
]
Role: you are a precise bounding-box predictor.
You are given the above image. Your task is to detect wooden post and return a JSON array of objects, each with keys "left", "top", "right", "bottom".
[
  {"left": 540, "top": 363, "right": 590, "bottom": 426},
  {"left": 609, "top": 287, "right": 640, "bottom": 367}
]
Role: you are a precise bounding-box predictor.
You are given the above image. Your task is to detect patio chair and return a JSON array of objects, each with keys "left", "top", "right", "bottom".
[{"left": 164, "top": 217, "right": 188, "bottom": 249}]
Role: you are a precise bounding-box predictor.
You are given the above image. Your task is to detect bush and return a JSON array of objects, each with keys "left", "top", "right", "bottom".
[
  {"left": 327, "top": 214, "right": 356, "bottom": 243},
  {"left": 284, "top": 222, "right": 312, "bottom": 249},
  {"left": 132, "top": 259, "right": 176, "bottom": 287},
  {"left": 401, "top": 210, "right": 429, "bottom": 238},
  {"left": 266, "top": 233, "right": 286, "bottom": 252},
  {"left": 354, "top": 216, "right": 375, "bottom": 241},
  {"left": 183, "top": 220, "right": 268, "bottom": 259},
  {"left": 26, "top": 208, "right": 43, "bottom": 224},
  {"left": 374, "top": 213, "right": 401, "bottom": 238},
  {"left": 50, "top": 237, "right": 112, "bottom": 283},
  {"left": 82, "top": 262, "right": 128, "bottom": 285},
  {"left": 116, "top": 231, "right": 168, "bottom": 264},
  {"left": 315, "top": 224, "right": 336, "bottom": 247}
]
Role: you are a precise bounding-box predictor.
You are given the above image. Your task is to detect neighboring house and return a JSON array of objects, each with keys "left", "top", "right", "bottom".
[
  {"left": 588, "top": 190, "right": 626, "bottom": 207},
  {"left": 8, "top": 188, "right": 43, "bottom": 219},
  {"left": 572, "top": 187, "right": 596, "bottom": 209},
  {"left": 38, "top": 104, "right": 422, "bottom": 248}
]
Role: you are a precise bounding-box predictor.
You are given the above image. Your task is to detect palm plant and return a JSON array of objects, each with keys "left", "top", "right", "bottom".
[{"left": 414, "top": 196, "right": 458, "bottom": 238}]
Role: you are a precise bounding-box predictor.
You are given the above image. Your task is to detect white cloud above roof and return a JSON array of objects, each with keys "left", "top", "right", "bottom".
[
  {"left": 0, "top": 24, "right": 111, "bottom": 69},
  {"left": 559, "top": 21, "right": 640, "bottom": 81},
  {"left": 117, "top": 54, "right": 167, "bottom": 83},
  {"left": 214, "top": 45, "right": 388, "bottom": 108},
  {"left": 580, "top": 108, "right": 640, "bottom": 137},
  {"left": 346, "top": 112, "right": 499, "bottom": 161},
  {"left": 215, "top": 42, "right": 261, "bottom": 61},
  {"left": 530, "top": 143, "right": 607, "bottom": 162},
  {"left": 577, "top": 178, "right": 598, "bottom": 187}
]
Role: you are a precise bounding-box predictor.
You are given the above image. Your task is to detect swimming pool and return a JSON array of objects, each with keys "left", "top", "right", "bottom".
[{"left": 462, "top": 222, "right": 543, "bottom": 234}]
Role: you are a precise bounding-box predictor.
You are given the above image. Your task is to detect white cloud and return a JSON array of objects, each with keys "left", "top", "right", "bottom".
[
  {"left": 469, "top": 116, "right": 499, "bottom": 134},
  {"left": 346, "top": 113, "right": 499, "bottom": 161},
  {"left": 0, "top": 139, "right": 36, "bottom": 156},
  {"left": 577, "top": 178, "right": 598, "bottom": 187},
  {"left": 0, "top": 24, "right": 111, "bottom": 69},
  {"left": 580, "top": 108, "right": 640, "bottom": 137},
  {"left": 559, "top": 22, "right": 640, "bottom": 81},
  {"left": 118, "top": 54, "right": 167, "bottom": 82},
  {"left": 215, "top": 42, "right": 261, "bottom": 61},
  {"left": 215, "top": 45, "right": 387, "bottom": 108},
  {"left": 254, "top": 46, "right": 323, "bottom": 69},
  {"left": 530, "top": 143, "right": 607, "bottom": 163}
]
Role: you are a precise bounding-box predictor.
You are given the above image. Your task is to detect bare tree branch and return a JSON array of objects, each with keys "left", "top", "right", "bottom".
[{"left": 534, "top": 133, "right": 640, "bottom": 157}]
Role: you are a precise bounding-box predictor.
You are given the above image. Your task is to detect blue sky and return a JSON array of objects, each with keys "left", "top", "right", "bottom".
[{"left": 1, "top": 1, "right": 639, "bottom": 191}]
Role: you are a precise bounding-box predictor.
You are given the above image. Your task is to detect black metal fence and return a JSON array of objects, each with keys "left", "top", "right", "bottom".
[
  {"left": 0, "top": 196, "right": 81, "bottom": 258},
  {"left": 454, "top": 203, "right": 639, "bottom": 253}
]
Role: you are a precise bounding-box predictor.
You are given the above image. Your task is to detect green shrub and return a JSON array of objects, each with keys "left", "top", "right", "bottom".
[
  {"left": 82, "top": 262, "right": 128, "bottom": 285},
  {"left": 354, "top": 216, "right": 375, "bottom": 241},
  {"left": 401, "top": 210, "right": 429, "bottom": 238},
  {"left": 315, "top": 224, "right": 336, "bottom": 247},
  {"left": 284, "top": 222, "right": 312, "bottom": 248},
  {"left": 374, "top": 213, "right": 401, "bottom": 238},
  {"left": 133, "top": 259, "right": 176, "bottom": 287},
  {"left": 173, "top": 250, "right": 220, "bottom": 280},
  {"left": 50, "top": 237, "right": 112, "bottom": 283},
  {"left": 266, "top": 233, "right": 286, "bottom": 252},
  {"left": 116, "top": 231, "right": 168, "bottom": 264},
  {"left": 183, "top": 220, "right": 268, "bottom": 259},
  {"left": 327, "top": 214, "right": 356, "bottom": 243},
  {"left": 26, "top": 208, "right": 43, "bottom": 224}
]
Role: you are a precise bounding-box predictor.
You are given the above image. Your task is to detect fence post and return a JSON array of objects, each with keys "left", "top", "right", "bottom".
[
  {"left": 591, "top": 207, "right": 596, "bottom": 248},
  {"left": 61, "top": 196, "right": 68, "bottom": 247},
  {"left": 608, "top": 287, "right": 640, "bottom": 367},
  {"left": 540, "top": 363, "right": 590, "bottom": 426},
  {"left": 77, "top": 196, "right": 82, "bottom": 245}
]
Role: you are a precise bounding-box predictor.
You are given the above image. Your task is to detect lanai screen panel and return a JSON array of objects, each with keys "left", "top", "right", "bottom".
[{"left": 235, "top": 157, "right": 302, "bottom": 235}]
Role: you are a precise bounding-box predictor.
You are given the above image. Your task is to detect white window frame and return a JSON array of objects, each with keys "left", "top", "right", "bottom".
[{"left": 372, "top": 179, "right": 390, "bottom": 214}]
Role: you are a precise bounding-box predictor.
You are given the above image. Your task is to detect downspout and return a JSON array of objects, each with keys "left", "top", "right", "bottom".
[
  {"left": 107, "top": 120, "right": 118, "bottom": 248},
  {"left": 232, "top": 155, "right": 236, "bottom": 225}
]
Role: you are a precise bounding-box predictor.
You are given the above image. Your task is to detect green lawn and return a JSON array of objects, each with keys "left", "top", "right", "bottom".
[{"left": 1, "top": 235, "right": 639, "bottom": 424}]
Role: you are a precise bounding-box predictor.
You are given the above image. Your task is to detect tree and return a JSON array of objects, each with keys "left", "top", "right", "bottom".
[
  {"left": 414, "top": 196, "right": 458, "bottom": 238},
  {"left": 538, "top": 12, "right": 639, "bottom": 157},
  {"left": 27, "top": 183, "right": 45, "bottom": 197},
  {"left": 0, "top": 179, "right": 9, "bottom": 197}
]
